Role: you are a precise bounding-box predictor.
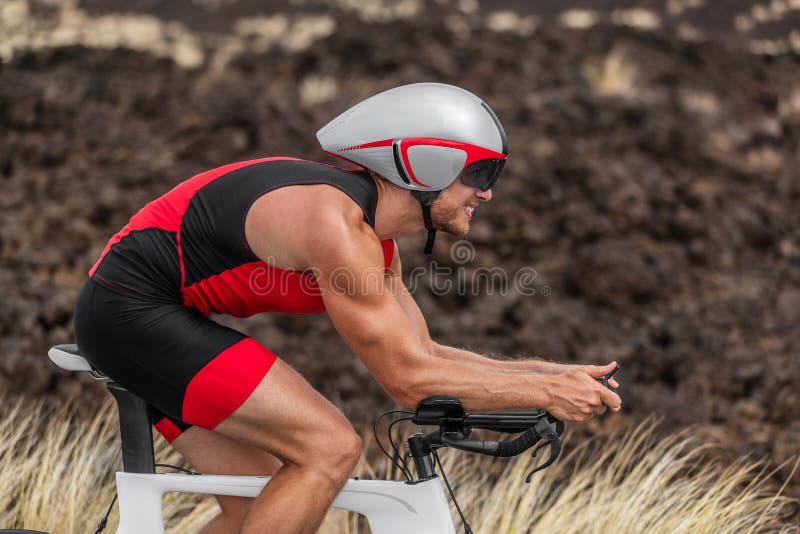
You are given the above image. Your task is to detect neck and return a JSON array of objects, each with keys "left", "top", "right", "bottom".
[{"left": 369, "top": 173, "right": 425, "bottom": 240}]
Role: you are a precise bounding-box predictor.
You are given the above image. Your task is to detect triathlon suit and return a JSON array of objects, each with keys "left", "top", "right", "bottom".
[{"left": 73, "top": 158, "right": 394, "bottom": 442}]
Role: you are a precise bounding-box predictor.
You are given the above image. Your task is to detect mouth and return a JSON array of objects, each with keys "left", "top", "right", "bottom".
[{"left": 464, "top": 205, "right": 474, "bottom": 220}]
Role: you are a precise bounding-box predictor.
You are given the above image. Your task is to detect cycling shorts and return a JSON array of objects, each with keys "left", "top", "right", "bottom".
[{"left": 74, "top": 278, "right": 277, "bottom": 442}]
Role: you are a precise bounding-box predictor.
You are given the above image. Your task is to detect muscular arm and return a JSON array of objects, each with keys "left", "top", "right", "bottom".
[
  {"left": 304, "top": 208, "right": 560, "bottom": 412},
  {"left": 246, "top": 188, "right": 620, "bottom": 419},
  {"left": 385, "top": 243, "right": 620, "bottom": 385}
]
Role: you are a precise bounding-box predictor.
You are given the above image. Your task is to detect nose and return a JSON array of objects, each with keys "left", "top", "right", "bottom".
[{"left": 476, "top": 188, "right": 492, "bottom": 201}]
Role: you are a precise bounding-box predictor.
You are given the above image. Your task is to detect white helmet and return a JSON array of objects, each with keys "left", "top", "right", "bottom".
[{"left": 317, "top": 83, "right": 508, "bottom": 253}]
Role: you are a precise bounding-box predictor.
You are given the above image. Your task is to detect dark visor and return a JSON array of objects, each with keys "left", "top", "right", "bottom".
[{"left": 458, "top": 158, "right": 506, "bottom": 191}]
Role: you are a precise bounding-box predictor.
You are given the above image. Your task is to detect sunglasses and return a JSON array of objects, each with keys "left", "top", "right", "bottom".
[{"left": 458, "top": 157, "right": 506, "bottom": 191}]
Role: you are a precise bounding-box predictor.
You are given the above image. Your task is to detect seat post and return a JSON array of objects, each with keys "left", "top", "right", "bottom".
[{"left": 107, "top": 383, "right": 155, "bottom": 474}]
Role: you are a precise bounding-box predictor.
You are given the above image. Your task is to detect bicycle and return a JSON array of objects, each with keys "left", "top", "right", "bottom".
[{"left": 47, "top": 343, "right": 582, "bottom": 534}]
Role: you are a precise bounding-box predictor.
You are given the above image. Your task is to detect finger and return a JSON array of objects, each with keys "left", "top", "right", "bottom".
[
  {"left": 599, "top": 387, "right": 622, "bottom": 409},
  {"left": 609, "top": 378, "right": 619, "bottom": 389},
  {"left": 594, "top": 362, "right": 617, "bottom": 374},
  {"left": 587, "top": 361, "right": 618, "bottom": 378},
  {"left": 595, "top": 395, "right": 608, "bottom": 413},
  {"left": 584, "top": 368, "right": 605, "bottom": 378}
]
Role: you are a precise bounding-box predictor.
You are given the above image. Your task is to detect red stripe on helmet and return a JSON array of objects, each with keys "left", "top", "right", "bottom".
[
  {"left": 337, "top": 139, "right": 394, "bottom": 151},
  {"left": 401, "top": 138, "right": 506, "bottom": 167}
]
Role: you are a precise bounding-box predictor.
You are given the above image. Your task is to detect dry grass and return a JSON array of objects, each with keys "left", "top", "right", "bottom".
[
  {"left": 0, "top": 398, "right": 221, "bottom": 532},
  {"left": 438, "top": 420, "right": 799, "bottom": 533},
  {"left": 0, "top": 398, "right": 796, "bottom": 533}
]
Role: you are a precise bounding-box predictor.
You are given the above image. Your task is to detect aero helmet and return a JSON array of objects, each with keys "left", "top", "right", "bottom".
[{"left": 317, "top": 83, "right": 508, "bottom": 253}]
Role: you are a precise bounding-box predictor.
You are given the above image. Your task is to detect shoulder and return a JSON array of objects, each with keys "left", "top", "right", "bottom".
[
  {"left": 242, "top": 161, "right": 381, "bottom": 269},
  {"left": 306, "top": 197, "right": 383, "bottom": 268},
  {"left": 305, "top": 185, "right": 369, "bottom": 230}
]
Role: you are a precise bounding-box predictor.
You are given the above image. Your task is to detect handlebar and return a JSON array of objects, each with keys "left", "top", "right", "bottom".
[
  {"left": 379, "top": 367, "right": 621, "bottom": 483},
  {"left": 411, "top": 395, "right": 555, "bottom": 431},
  {"left": 441, "top": 425, "right": 542, "bottom": 457},
  {"left": 390, "top": 366, "right": 621, "bottom": 491},
  {"left": 406, "top": 396, "right": 565, "bottom": 476}
]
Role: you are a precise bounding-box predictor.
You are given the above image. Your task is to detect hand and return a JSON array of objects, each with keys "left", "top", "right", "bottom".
[
  {"left": 531, "top": 361, "right": 620, "bottom": 390},
  {"left": 540, "top": 367, "right": 622, "bottom": 422}
]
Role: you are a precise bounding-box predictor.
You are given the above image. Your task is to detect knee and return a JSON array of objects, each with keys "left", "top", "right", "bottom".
[
  {"left": 307, "top": 425, "right": 362, "bottom": 478},
  {"left": 336, "top": 429, "right": 363, "bottom": 470}
]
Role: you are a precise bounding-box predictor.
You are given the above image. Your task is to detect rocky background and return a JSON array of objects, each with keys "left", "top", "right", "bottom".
[{"left": 1, "top": 0, "right": 799, "bottom": 499}]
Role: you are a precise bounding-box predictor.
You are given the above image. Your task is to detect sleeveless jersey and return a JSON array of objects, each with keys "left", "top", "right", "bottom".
[{"left": 89, "top": 158, "right": 394, "bottom": 317}]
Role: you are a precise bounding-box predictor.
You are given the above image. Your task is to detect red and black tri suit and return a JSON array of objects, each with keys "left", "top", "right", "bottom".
[{"left": 74, "top": 158, "right": 394, "bottom": 442}]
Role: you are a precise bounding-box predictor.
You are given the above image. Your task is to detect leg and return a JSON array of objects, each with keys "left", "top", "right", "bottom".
[
  {"left": 211, "top": 359, "right": 362, "bottom": 534},
  {"left": 170, "top": 427, "right": 282, "bottom": 534},
  {"left": 75, "top": 283, "right": 358, "bottom": 533}
]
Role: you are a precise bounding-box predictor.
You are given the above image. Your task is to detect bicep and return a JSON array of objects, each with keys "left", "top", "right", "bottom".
[
  {"left": 309, "top": 224, "right": 429, "bottom": 391},
  {"left": 383, "top": 244, "right": 433, "bottom": 350},
  {"left": 321, "top": 274, "right": 419, "bottom": 366}
]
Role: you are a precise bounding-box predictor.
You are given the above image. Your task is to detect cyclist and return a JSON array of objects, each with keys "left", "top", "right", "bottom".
[{"left": 73, "top": 83, "right": 621, "bottom": 534}]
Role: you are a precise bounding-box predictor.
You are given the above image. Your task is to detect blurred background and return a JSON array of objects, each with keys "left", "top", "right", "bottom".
[{"left": 1, "top": 0, "right": 798, "bottom": 500}]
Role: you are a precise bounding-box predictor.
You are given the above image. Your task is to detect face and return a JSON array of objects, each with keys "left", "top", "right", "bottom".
[{"left": 430, "top": 179, "right": 493, "bottom": 236}]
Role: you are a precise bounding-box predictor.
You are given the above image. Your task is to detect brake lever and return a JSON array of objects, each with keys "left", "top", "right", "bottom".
[
  {"left": 528, "top": 419, "right": 563, "bottom": 459},
  {"left": 522, "top": 367, "right": 615, "bottom": 483},
  {"left": 524, "top": 417, "right": 563, "bottom": 483}
]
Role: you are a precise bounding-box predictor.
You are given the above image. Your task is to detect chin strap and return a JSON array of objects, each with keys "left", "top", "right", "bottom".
[{"left": 411, "top": 190, "right": 440, "bottom": 254}]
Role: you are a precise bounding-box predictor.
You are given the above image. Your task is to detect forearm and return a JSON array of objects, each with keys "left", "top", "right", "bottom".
[
  {"left": 396, "top": 351, "right": 554, "bottom": 412},
  {"left": 431, "top": 342, "right": 566, "bottom": 374}
]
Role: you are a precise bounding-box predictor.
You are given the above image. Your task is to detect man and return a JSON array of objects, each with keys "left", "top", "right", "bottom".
[{"left": 74, "top": 83, "right": 621, "bottom": 533}]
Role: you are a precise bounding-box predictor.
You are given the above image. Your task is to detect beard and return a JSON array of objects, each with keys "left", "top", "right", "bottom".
[{"left": 430, "top": 195, "right": 469, "bottom": 236}]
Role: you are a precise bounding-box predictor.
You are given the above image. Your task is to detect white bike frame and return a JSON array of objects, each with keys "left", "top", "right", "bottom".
[{"left": 116, "top": 472, "right": 456, "bottom": 534}]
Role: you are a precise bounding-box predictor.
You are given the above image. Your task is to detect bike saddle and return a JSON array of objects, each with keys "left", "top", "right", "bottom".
[
  {"left": 48, "top": 344, "right": 108, "bottom": 379},
  {"left": 48, "top": 344, "right": 91, "bottom": 371}
]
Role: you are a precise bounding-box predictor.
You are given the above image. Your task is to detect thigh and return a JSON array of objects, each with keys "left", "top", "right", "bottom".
[
  {"left": 213, "top": 358, "right": 358, "bottom": 468},
  {"left": 171, "top": 426, "right": 282, "bottom": 517},
  {"left": 173, "top": 426, "right": 282, "bottom": 476}
]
